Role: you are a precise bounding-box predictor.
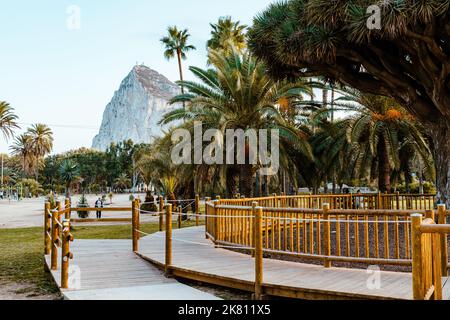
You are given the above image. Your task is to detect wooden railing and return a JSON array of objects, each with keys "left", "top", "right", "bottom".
[
  {"left": 221, "top": 193, "right": 437, "bottom": 210},
  {"left": 411, "top": 206, "right": 450, "bottom": 300},
  {"left": 44, "top": 200, "right": 74, "bottom": 289},
  {"left": 205, "top": 197, "right": 448, "bottom": 269}
]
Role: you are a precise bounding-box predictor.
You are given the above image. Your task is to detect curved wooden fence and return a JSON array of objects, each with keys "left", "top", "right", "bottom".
[
  {"left": 205, "top": 193, "right": 448, "bottom": 269},
  {"left": 221, "top": 193, "right": 437, "bottom": 210}
]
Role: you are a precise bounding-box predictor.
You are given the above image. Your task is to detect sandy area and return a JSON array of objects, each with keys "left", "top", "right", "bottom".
[
  {"left": 0, "top": 193, "right": 146, "bottom": 229},
  {"left": 0, "top": 282, "right": 60, "bottom": 300}
]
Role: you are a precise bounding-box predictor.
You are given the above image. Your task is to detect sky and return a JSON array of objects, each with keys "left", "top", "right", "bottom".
[{"left": 0, "top": 0, "right": 275, "bottom": 154}]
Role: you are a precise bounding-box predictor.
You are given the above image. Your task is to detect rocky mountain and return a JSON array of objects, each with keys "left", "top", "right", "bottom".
[{"left": 92, "top": 65, "right": 180, "bottom": 150}]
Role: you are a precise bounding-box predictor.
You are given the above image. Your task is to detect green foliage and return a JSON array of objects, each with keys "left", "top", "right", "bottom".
[
  {"left": 397, "top": 182, "right": 437, "bottom": 194},
  {"left": 77, "top": 194, "right": 90, "bottom": 219},
  {"left": 207, "top": 16, "right": 247, "bottom": 56},
  {"left": 160, "top": 26, "right": 196, "bottom": 61},
  {"left": 46, "top": 193, "right": 57, "bottom": 210},
  {"left": 19, "top": 178, "right": 44, "bottom": 197},
  {"left": 141, "top": 191, "right": 158, "bottom": 213}
]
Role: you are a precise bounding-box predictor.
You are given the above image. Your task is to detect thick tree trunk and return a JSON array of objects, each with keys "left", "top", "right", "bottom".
[
  {"left": 377, "top": 138, "right": 391, "bottom": 193},
  {"left": 240, "top": 164, "right": 255, "bottom": 198},
  {"left": 430, "top": 120, "right": 450, "bottom": 206},
  {"left": 226, "top": 165, "right": 239, "bottom": 197}
]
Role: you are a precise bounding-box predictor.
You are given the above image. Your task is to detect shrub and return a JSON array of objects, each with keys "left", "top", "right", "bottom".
[
  {"left": 90, "top": 183, "right": 100, "bottom": 194},
  {"left": 141, "top": 191, "right": 158, "bottom": 213},
  {"left": 77, "top": 194, "right": 90, "bottom": 219},
  {"left": 46, "top": 193, "right": 57, "bottom": 210},
  {"left": 18, "top": 179, "right": 44, "bottom": 197},
  {"left": 397, "top": 182, "right": 437, "bottom": 194}
]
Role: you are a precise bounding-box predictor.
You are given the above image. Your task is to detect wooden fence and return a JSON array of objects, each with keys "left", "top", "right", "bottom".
[
  {"left": 204, "top": 195, "right": 448, "bottom": 269},
  {"left": 411, "top": 207, "right": 450, "bottom": 300},
  {"left": 221, "top": 193, "right": 437, "bottom": 210}
]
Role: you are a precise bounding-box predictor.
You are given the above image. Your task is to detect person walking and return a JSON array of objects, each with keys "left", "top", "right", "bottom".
[{"left": 95, "top": 197, "right": 104, "bottom": 219}]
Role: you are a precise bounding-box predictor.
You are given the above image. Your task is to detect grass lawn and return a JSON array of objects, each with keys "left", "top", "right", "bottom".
[{"left": 0, "top": 220, "right": 199, "bottom": 297}]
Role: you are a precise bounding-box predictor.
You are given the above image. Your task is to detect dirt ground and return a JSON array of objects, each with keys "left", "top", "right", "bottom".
[{"left": 0, "top": 282, "right": 61, "bottom": 300}]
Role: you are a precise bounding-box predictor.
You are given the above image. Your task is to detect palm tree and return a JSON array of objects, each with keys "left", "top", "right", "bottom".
[
  {"left": 10, "top": 134, "right": 34, "bottom": 177},
  {"left": 114, "top": 173, "right": 131, "bottom": 192},
  {"left": 160, "top": 26, "right": 196, "bottom": 100},
  {"left": 0, "top": 101, "right": 19, "bottom": 140},
  {"left": 27, "top": 124, "right": 53, "bottom": 180},
  {"left": 136, "top": 135, "right": 180, "bottom": 203},
  {"left": 59, "top": 159, "right": 79, "bottom": 198},
  {"left": 160, "top": 48, "right": 313, "bottom": 197},
  {"left": 314, "top": 88, "right": 434, "bottom": 193},
  {"left": 207, "top": 16, "right": 247, "bottom": 56}
]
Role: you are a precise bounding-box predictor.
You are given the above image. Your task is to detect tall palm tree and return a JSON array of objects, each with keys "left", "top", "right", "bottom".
[
  {"left": 10, "top": 134, "right": 34, "bottom": 178},
  {"left": 207, "top": 16, "right": 247, "bottom": 56},
  {"left": 0, "top": 101, "right": 19, "bottom": 140},
  {"left": 160, "top": 26, "right": 196, "bottom": 100},
  {"left": 27, "top": 124, "right": 53, "bottom": 180},
  {"left": 160, "top": 48, "right": 313, "bottom": 197}
]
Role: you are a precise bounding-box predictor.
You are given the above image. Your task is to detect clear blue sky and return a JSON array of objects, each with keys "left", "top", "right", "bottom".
[{"left": 0, "top": 0, "right": 275, "bottom": 154}]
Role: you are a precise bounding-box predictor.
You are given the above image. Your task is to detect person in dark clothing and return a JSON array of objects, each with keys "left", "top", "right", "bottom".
[{"left": 95, "top": 198, "right": 103, "bottom": 219}]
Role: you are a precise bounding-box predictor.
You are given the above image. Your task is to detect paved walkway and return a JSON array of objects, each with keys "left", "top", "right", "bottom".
[{"left": 45, "top": 239, "right": 219, "bottom": 300}]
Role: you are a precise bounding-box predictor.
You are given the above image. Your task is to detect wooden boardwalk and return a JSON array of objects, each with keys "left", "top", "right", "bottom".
[
  {"left": 45, "top": 239, "right": 219, "bottom": 300},
  {"left": 138, "top": 227, "right": 450, "bottom": 300}
]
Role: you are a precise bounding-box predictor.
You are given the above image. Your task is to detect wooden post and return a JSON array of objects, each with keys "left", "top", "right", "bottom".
[
  {"left": 323, "top": 203, "right": 331, "bottom": 268},
  {"left": 132, "top": 199, "right": 138, "bottom": 252},
  {"left": 61, "top": 219, "right": 73, "bottom": 289},
  {"left": 136, "top": 198, "right": 141, "bottom": 240},
  {"left": 50, "top": 208, "right": 60, "bottom": 270},
  {"left": 254, "top": 206, "right": 263, "bottom": 300},
  {"left": 213, "top": 200, "right": 219, "bottom": 243},
  {"left": 377, "top": 192, "right": 382, "bottom": 209},
  {"left": 273, "top": 193, "right": 277, "bottom": 208},
  {"left": 56, "top": 201, "right": 62, "bottom": 241},
  {"left": 64, "top": 198, "right": 71, "bottom": 219},
  {"left": 438, "top": 205, "right": 448, "bottom": 275},
  {"left": 425, "top": 209, "right": 435, "bottom": 221},
  {"left": 411, "top": 213, "right": 424, "bottom": 300},
  {"left": 205, "top": 197, "right": 211, "bottom": 239},
  {"left": 195, "top": 194, "right": 200, "bottom": 226},
  {"left": 251, "top": 202, "right": 258, "bottom": 258},
  {"left": 178, "top": 207, "right": 182, "bottom": 229},
  {"left": 159, "top": 196, "right": 164, "bottom": 232},
  {"left": 432, "top": 233, "right": 443, "bottom": 300},
  {"left": 44, "top": 202, "right": 51, "bottom": 255},
  {"left": 165, "top": 204, "right": 173, "bottom": 276},
  {"left": 396, "top": 191, "right": 400, "bottom": 210}
]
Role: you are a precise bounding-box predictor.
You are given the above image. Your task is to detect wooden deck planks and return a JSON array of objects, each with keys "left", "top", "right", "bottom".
[
  {"left": 138, "top": 226, "right": 450, "bottom": 300},
  {"left": 45, "top": 239, "right": 219, "bottom": 300}
]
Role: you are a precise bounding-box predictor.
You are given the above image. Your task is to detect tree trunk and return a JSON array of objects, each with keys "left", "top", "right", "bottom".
[
  {"left": 240, "top": 164, "right": 255, "bottom": 198},
  {"left": 430, "top": 120, "right": 450, "bottom": 206},
  {"left": 323, "top": 175, "right": 329, "bottom": 194},
  {"left": 226, "top": 165, "right": 239, "bottom": 197},
  {"left": 176, "top": 49, "right": 186, "bottom": 109},
  {"left": 377, "top": 138, "right": 391, "bottom": 193}
]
